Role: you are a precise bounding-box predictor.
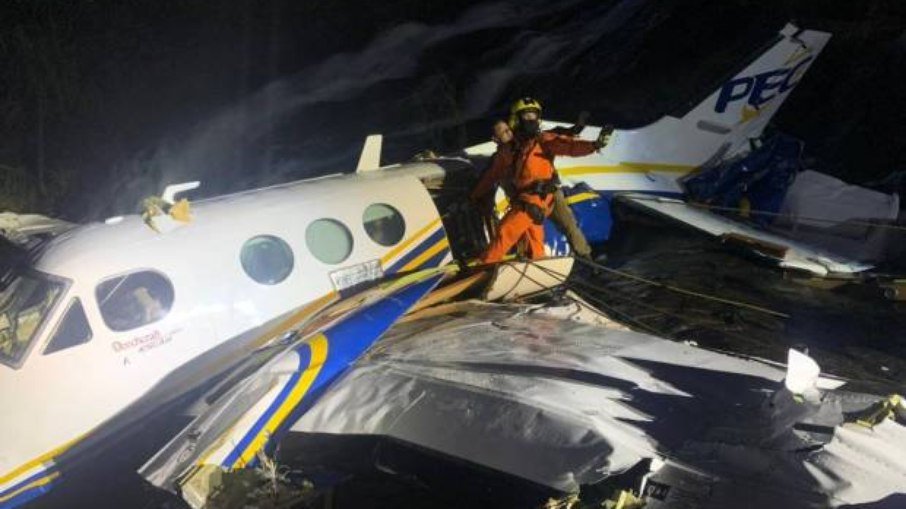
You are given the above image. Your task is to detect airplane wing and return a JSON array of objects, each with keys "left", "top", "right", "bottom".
[
  {"left": 287, "top": 298, "right": 906, "bottom": 507},
  {"left": 139, "top": 266, "right": 450, "bottom": 503},
  {"left": 616, "top": 193, "right": 875, "bottom": 277},
  {"left": 141, "top": 264, "right": 906, "bottom": 508}
]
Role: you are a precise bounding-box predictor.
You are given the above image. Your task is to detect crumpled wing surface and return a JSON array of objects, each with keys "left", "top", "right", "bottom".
[
  {"left": 292, "top": 300, "right": 906, "bottom": 507},
  {"left": 292, "top": 301, "right": 785, "bottom": 490}
]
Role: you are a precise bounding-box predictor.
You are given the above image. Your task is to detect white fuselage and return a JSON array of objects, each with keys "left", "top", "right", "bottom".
[{"left": 0, "top": 169, "right": 452, "bottom": 500}]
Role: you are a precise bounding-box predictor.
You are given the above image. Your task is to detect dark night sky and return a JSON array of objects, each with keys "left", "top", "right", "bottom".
[{"left": 1, "top": 0, "right": 904, "bottom": 220}]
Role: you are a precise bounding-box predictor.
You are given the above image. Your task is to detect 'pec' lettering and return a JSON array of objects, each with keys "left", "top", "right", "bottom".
[
  {"left": 779, "top": 55, "right": 814, "bottom": 93},
  {"left": 749, "top": 69, "right": 787, "bottom": 107},
  {"left": 715, "top": 78, "right": 753, "bottom": 114},
  {"left": 714, "top": 56, "right": 814, "bottom": 113}
]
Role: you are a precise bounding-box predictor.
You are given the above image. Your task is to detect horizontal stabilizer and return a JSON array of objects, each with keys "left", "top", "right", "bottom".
[{"left": 615, "top": 193, "right": 874, "bottom": 276}]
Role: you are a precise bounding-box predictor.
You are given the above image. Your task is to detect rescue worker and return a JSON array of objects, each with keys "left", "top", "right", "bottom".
[
  {"left": 546, "top": 110, "right": 596, "bottom": 259},
  {"left": 471, "top": 97, "right": 610, "bottom": 263},
  {"left": 473, "top": 120, "right": 515, "bottom": 242}
]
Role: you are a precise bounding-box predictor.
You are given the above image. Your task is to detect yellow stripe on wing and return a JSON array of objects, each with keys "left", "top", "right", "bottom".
[
  {"left": 232, "top": 333, "right": 329, "bottom": 469},
  {"left": 0, "top": 472, "right": 60, "bottom": 504},
  {"left": 399, "top": 237, "right": 450, "bottom": 273},
  {"left": 381, "top": 217, "right": 442, "bottom": 266}
]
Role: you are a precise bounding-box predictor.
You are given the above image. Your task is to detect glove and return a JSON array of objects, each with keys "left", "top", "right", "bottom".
[
  {"left": 594, "top": 124, "right": 614, "bottom": 150},
  {"left": 569, "top": 111, "right": 591, "bottom": 136}
]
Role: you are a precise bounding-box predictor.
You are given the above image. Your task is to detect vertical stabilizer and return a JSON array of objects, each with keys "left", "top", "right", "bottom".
[
  {"left": 680, "top": 24, "right": 830, "bottom": 155},
  {"left": 550, "top": 23, "right": 831, "bottom": 194},
  {"left": 356, "top": 134, "right": 383, "bottom": 172}
]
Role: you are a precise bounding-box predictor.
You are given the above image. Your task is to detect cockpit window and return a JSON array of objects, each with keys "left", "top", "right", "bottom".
[
  {"left": 96, "top": 271, "right": 174, "bottom": 332},
  {"left": 44, "top": 299, "right": 92, "bottom": 355},
  {"left": 0, "top": 273, "right": 65, "bottom": 367}
]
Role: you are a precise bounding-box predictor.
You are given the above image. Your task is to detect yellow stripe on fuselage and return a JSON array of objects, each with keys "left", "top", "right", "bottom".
[
  {"left": 559, "top": 162, "right": 695, "bottom": 177},
  {"left": 0, "top": 294, "right": 338, "bottom": 496},
  {"left": 232, "top": 333, "right": 329, "bottom": 469},
  {"left": 495, "top": 191, "right": 597, "bottom": 212},
  {"left": 0, "top": 433, "right": 86, "bottom": 488},
  {"left": 381, "top": 217, "right": 442, "bottom": 266},
  {"left": 399, "top": 237, "right": 449, "bottom": 273},
  {"left": 495, "top": 198, "right": 510, "bottom": 215},
  {"left": 0, "top": 472, "right": 60, "bottom": 504}
]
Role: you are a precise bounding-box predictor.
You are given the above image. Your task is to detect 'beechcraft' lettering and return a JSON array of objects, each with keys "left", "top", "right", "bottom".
[{"left": 714, "top": 56, "right": 813, "bottom": 113}]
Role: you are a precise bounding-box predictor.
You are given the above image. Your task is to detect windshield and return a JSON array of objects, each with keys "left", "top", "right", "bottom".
[{"left": 0, "top": 272, "right": 65, "bottom": 367}]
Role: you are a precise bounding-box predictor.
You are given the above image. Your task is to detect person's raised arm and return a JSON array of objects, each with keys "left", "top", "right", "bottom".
[
  {"left": 541, "top": 132, "right": 597, "bottom": 157},
  {"left": 541, "top": 124, "right": 613, "bottom": 157}
]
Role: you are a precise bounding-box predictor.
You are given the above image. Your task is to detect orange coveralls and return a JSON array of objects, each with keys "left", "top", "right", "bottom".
[{"left": 471, "top": 132, "right": 597, "bottom": 263}]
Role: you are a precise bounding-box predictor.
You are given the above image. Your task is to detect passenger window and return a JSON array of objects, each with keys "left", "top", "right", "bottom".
[
  {"left": 363, "top": 204, "right": 405, "bottom": 247},
  {"left": 306, "top": 219, "right": 353, "bottom": 264},
  {"left": 96, "top": 271, "right": 174, "bottom": 332},
  {"left": 240, "top": 235, "right": 294, "bottom": 285},
  {"left": 44, "top": 299, "right": 92, "bottom": 355}
]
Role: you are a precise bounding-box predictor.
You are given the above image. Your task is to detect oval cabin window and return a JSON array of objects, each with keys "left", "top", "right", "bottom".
[
  {"left": 240, "top": 235, "right": 295, "bottom": 285},
  {"left": 363, "top": 204, "right": 405, "bottom": 247},
  {"left": 96, "top": 271, "right": 175, "bottom": 332},
  {"left": 306, "top": 219, "right": 353, "bottom": 264}
]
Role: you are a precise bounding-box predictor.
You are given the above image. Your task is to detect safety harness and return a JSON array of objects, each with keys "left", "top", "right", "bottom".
[{"left": 509, "top": 136, "right": 560, "bottom": 225}]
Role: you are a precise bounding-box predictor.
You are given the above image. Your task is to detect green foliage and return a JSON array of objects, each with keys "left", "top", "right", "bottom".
[{"left": 0, "top": 164, "right": 39, "bottom": 212}]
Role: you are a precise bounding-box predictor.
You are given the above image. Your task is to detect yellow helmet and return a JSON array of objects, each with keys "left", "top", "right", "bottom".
[{"left": 509, "top": 97, "right": 542, "bottom": 128}]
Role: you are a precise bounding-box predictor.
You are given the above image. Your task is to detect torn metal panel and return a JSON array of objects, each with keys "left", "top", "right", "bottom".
[
  {"left": 616, "top": 193, "right": 873, "bottom": 276},
  {"left": 289, "top": 300, "right": 906, "bottom": 507},
  {"left": 774, "top": 170, "right": 902, "bottom": 263},
  {"left": 0, "top": 213, "right": 76, "bottom": 244}
]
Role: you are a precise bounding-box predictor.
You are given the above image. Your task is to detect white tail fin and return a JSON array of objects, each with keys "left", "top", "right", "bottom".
[
  {"left": 618, "top": 23, "right": 830, "bottom": 166},
  {"left": 551, "top": 23, "right": 831, "bottom": 194},
  {"left": 680, "top": 24, "right": 830, "bottom": 154}
]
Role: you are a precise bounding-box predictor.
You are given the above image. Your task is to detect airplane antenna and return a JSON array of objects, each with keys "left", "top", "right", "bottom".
[{"left": 162, "top": 181, "right": 201, "bottom": 204}]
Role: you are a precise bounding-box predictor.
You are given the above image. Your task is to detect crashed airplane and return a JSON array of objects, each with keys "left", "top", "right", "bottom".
[{"left": 1, "top": 22, "right": 904, "bottom": 509}]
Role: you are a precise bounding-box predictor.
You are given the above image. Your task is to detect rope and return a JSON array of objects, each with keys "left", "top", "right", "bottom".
[
  {"left": 553, "top": 279, "right": 671, "bottom": 337},
  {"left": 522, "top": 259, "right": 903, "bottom": 391},
  {"left": 571, "top": 256, "right": 790, "bottom": 318},
  {"left": 494, "top": 258, "right": 668, "bottom": 336},
  {"left": 526, "top": 259, "right": 771, "bottom": 343},
  {"left": 628, "top": 194, "right": 906, "bottom": 233}
]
